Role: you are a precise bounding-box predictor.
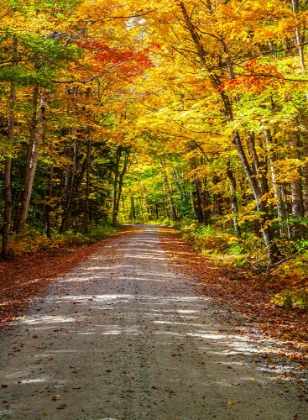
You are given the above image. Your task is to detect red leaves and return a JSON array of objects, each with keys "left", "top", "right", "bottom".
[
  {"left": 75, "top": 41, "right": 154, "bottom": 80},
  {"left": 80, "top": 42, "right": 136, "bottom": 64},
  {"left": 219, "top": 58, "right": 285, "bottom": 93}
]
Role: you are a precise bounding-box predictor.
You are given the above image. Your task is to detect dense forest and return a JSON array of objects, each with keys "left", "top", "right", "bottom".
[{"left": 1, "top": 0, "right": 308, "bottom": 285}]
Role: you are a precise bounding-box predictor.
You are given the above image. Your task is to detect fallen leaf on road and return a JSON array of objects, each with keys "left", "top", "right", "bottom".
[{"left": 56, "top": 404, "right": 67, "bottom": 410}]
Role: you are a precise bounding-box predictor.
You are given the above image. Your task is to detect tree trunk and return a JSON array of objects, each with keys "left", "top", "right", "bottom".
[
  {"left": 112, "top": 147, "right": 130, "bottom": 226},
  {"left": 83, "top": 141, "right": 91, "bottom": 233},
  {"left": 291, "top": 0, "right": 305, "bottom": 72},
  {"left": 233, "top": 130, "right": 279, "bottom": 262},
  {"left": 130, "top": 196, "right": 136, "bottom": 220},
  {"left": 44, "top": 166, "right": 54, "bottom": 239},
  {"left": 190, "top": 157, "right": 211, "bottom": 224},
  {"left": 112, "top": 148, "right": 120, "bottom": 226},
  {"left": 302, "top": 129, "right": 308, "bottom": 217},
  {"left": 160, "top": 164, "right": 177, "bottom": 221},
  {"left": 192, "top": 188, "right": 204, "bottom": 223},
  {"left": 289, "top": 130, "right": 304, "bottom": 239},
  {"left": 179, "top": 1, "right": 280, "bottom": 263},
  {"left": 17, "top": 87, "right": 48, "bottom": 232},
  {"left": 2, "top": 37, "right": 18, "bottom": 258},
  {"left": 245, "top": 132, "right": 268, "bottom": 196},
  {"left": 264, "top": 129, "right": 285, "bottom": 236},
  {"left": 226, "top": 164, "right": 241, "bottom": 238},
  {"left": 2, "top": 84, "right": 16, "bottom": 257},
  {"left": 213, "top": 175, "right": 223, "bottom": 217},
  {"left": 60, "top": 139, "right": 89, "bottom": 233}
]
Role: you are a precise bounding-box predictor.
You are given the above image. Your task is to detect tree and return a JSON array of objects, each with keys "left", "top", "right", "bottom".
[{"left": 2, "top": 0, "right": 308, "bottom": 264}]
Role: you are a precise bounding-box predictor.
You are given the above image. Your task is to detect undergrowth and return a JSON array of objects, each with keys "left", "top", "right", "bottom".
[
  {"left": 155, "top": 218, "right": 308, "bottom": 311},
  {"left": 6, "top": 225, "right": 119, "bottom": 257}
]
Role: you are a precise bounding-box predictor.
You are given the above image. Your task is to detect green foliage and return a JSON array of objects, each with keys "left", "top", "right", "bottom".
[
  {"left": 294, "top": 239, "right": 308, "bottom": 253},
  {"left": 271, "top": 289, "right": 308, "bottom": 309},
  {"left": 7, "top": 224, "right": 119, "bottom": 256},
  {"left": 177, "top": 220, "right": 238, "bottom": 254},
  {"left": 8, "top": 0, "right": 82, "bottom": 16},
  {"left": 167, "top": 219, "right": 272, "bottom": 269},
  {"left": 228, "top": 244, "right": 244, "bottom": 255},
  {"left": 0, "top": 33, "right": 82, "bottom": 89},
  {"left": 87, "top": 225, "right": 119, "bottom": 241}
]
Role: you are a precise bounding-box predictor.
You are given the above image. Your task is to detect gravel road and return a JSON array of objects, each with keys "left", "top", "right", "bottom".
[{"left": 0, "top": 225, "right": 307, "bottom": 419}]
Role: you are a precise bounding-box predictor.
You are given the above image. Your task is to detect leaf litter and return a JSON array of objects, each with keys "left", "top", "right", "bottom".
[
  {"left": 160, "top": 228, "right": 308, "bottom": 370},
  {"left": 0, "top": 240, "right": 110, "bottom": 328}
]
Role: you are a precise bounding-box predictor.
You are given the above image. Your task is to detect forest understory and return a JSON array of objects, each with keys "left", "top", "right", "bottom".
[{"left": 1, "top": 225, "right": 307, "bottom": 373}]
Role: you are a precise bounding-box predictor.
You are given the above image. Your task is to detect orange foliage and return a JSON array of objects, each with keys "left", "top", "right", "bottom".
[{"left": 220, "top": 58, "right": 285, "bottom": 93}]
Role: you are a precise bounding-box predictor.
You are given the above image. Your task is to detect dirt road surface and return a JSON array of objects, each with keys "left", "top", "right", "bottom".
[{"left": 0, "top": 225, "right": 307, "bottom": 419}]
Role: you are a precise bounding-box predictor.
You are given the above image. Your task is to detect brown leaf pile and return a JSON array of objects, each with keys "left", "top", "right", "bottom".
[
  {"left": 159, "top": 228, "right": 308, "bottom": 367},
  {"left": 0, "top": 240, "right": 108, "bottom": 327}
]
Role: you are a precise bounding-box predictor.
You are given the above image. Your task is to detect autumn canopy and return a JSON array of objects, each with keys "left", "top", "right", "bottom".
[{"left": 1, "top": 0, "right": 308, "bottom": 269}]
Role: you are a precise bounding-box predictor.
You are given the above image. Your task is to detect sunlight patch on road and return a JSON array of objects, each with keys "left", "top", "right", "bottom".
[
  {"left": 22, "top": 315, "right": 76, "bottom": 325},
  {"left": 153, "top": 321, "right": 210, "bottom": 328},
  {"left": 117, "top": 276, "right": 168, "bottom": 283},
  {"left": 176, "top": 315, "right": 199, "bottom": 320},
  {"left": 101, "top": 326, "right": 140, "bottom": 335},
  {"left": 165, "top": 297, "right": 201, "bottom": 302},
  {"left": 229, "top": 344, "right": 268, "bottom": 354},
  {"left": 83, "top": 265, "right": 136, "bottom": 271},
  {"left": 187, "top": 332, "right": 227, "bottom": 339},
  {"left": 116, "top": 240, "right": 162, "bottom": 246},
  {"left": 55, "top": 294, "right": 132, "bottom": 302},
  {"left": 177, "top": 309, "right": 198, "bottom": 314},
  {"left": 47, "top": 294, "right": 205, "bottom": 303},
  {"left": 123, "top": 255, "right": 169, "bottom": 260},
  {"left": 57, "top": 275, "right": 104, "bottom": 283},
  {"left": 258, "top": 365, "right": 303, "bottom": 376},
  {"left": 151, "top": 309, "right": 181, "bottom": 313},
  {"left": 154, "top": 331, "right": 185, "bottom": 337},
  {"left": 40, "top": 350, "right": 77, "bottom": 354},
  {"left": 16, "top": 378, "right": 47, "bottom": 384}
]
